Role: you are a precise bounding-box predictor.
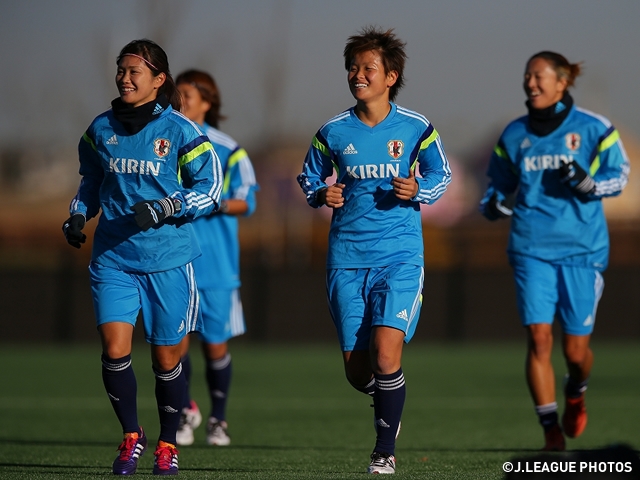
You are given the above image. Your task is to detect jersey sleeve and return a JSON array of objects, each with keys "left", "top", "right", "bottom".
[
  {"left": 588, "top": 126, "right": 630, "bottom": 199},
  {"left": 69, "top": 129, "right": 103, "bottom": 220},
  {"left": 479, "top": 137, "right": 520, "bottom": 220},
  {"left": 297, "top": 130, "right": 336, "bottom": 208},
  {"left": 170, "top": 134, "right": 223, "bottom": 219},
  {"left": 226, "top": 147, "right": 259, "bottom": 216},
  {"left": 412, "top": 124, "right": 452, "bottom": 204}
]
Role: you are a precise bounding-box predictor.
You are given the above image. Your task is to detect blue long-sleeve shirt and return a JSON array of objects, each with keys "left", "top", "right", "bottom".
[
  {"left": 70, "top": 104, "right": 223, "bottom": 273},
  {"left": 298, "top": 103, "right": 451, "bottom": 269}
]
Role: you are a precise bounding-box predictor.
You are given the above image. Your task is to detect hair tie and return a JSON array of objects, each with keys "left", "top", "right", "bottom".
[{"left": 120, "top": 53, "right": 158, "bottom": 71}]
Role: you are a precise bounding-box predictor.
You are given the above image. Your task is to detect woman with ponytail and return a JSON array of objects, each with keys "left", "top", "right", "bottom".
[{"left": 480, "top": 51, "right": 630, "bottom": 451}]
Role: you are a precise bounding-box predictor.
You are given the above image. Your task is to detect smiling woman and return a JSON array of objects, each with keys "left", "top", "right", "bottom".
[
  {"left": 479, "top": 50, "right": 630, "bottom": 452},
  {"left": 61, "top": 38, "right": 223, "bottom": 476},
  {"left": 297, "top": 26, "right": 451, "bottom": 475}
]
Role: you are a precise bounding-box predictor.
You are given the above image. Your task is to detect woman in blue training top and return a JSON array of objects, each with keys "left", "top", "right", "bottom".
[
  {"left": 480, "top": 51, "right": 629, "bottom": 452},
  {"left": 297, "top": 26, "right": 451, "bottom": 474},
  {"left": 62, "top": 39, "right": 222, "bottom": 476},
  {"left": 174, "top": 69, "right": 259, "bottom": 448}
]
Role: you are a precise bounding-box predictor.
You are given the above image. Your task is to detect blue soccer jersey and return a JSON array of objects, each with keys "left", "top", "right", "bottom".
[
  {"left": 191, "top": 124, "right": 259, "bottom": 289},
  {"left": 480, "top": 105, "right": 630, "bottom": 269},
  {"left": 70, "top": 103, "right": 223, "bottom": 273},
  {"left": 298, "top": 103, "right": 451, "bottom": 269}
]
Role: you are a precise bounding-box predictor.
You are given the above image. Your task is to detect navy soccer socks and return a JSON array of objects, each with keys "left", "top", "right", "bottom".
[
  {"left": 180, "top": 353, "right": 193, "bottom": 410},
  {"left": 372, "top": 369, "right": 405, "bottom": 455},
  {"left": 206, "top": 353, "right": 232, "bottom": 421},
  {"left": 154, "top": 362, "right": 186, "bottom": 445},
  {"left": 536, "top": 401, "right": 559, "bottom": 431},
  {"left": 102, "top": 354, "right": 140, "bottom": 435}
]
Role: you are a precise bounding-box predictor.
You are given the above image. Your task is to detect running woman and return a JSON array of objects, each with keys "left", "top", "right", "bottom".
[
  {"left": 62, "top": 39, "right": 223, "bottom": 475},
  {"left": 297, "top": 26, "right": 451, "bottom": 474},
  {"left": 174, "top": 69, "right": 259, "bottom": 447},
  {"left": 480, "top": 51, "right": 629, "bottom": 451}
]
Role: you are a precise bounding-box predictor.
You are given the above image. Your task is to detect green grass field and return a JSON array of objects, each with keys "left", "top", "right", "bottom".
[{"left": 1, "top": 341, "right": 639, "bottom": 479}]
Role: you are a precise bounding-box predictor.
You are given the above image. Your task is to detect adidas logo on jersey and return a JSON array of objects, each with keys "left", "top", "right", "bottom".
[
  {"left": 396, "top": 309, "right": 409, "bottom": 322},
  {"left": 343, "top": 143, "right": 358, "bottom": 154},
  {"left": 152, "top": 103, "right": 165, "bottom": 116},
  {"left": 520, "top": 137, "right": 531, "bottom": 149},
  {"left": 106, "top": 134, "right": 118, "bottom": 145}
]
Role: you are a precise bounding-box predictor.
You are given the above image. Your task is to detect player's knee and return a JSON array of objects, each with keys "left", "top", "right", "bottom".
[
  {"left": 346, "top": 373, "right": 375, "bottom": 395},
  {"left": 564, "top": 345, "right": 591, "bottom": 366},
  {"left": 527, "top": 326, "right": 553, "bottom": 355}
]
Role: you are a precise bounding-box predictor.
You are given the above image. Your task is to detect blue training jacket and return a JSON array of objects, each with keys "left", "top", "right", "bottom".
[
  {"left": 480, "top": 104, "right": 630, "bottom": 270},
  {"left": 298, "top": 103, "right": 451, "bottom": 269},
  {"left": 191, "top": 123, "right": 259, "bottom": 289},
  {"left": 70, "top": 103, "right": 223, "bottom": 273}
]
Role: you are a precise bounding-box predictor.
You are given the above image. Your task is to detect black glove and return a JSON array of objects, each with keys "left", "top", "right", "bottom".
[
  {"left": 62, "top": 214, "right": 86, "bottom": 248},
  {"left": 486, "top": 192, "right": 514, "bottom": 219},
  {"left": 131, "top": 197, "right": 181, "bottom": 231},
  {"left": 559, "top": 161, "right": 595, "bottom": 195}
]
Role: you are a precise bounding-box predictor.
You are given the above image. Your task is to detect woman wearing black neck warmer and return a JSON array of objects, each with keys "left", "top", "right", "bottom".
[
  {"left": 479, "top": 51, "right": 630, "bottom": 451},
  {"left": 62, "top": 39, "right": 223, "bottom": 475}
]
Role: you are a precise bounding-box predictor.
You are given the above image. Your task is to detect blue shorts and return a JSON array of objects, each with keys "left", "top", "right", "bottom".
[
  {"left": 326, "top": 264, "right": 424, "bottom": 352},
  {"left": 89, "top": 261, "right": 202, "bottom": 346},
  {"left": 511, "top": 256, "right": 604, "bottom": 336},
  {"left": 198, "top": 288, "right": 246, "bottom": 344}
]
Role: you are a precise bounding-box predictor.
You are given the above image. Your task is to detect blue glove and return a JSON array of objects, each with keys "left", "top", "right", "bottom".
[
  {"left": 131, "top": 197, "right": 182, "bottom": 231},
  {"left": 559, "top": 161, "right": 595, "bottom": 195},
  {"left": 62, "top": 214, "right": 86, "bottom": 248}
]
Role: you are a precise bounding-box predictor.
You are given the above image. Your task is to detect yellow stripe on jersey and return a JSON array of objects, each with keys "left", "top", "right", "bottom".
[
  {"left": 312, "top": 136, "right": 330, "bottom": 157},
  {"left": 179, "top": 140, "right": 214, "bottom": 167},
  {"left": 222, "top": 148, "right": 248, "bottom": 194},
  {"left": 590, "top": 129, "right": 620, "bottom": 177},
  {"left": 494, "top": 144, "right": 508, "bottom": 159},
  {"left": 82, "top": 132, "right": 97, "bottom": 151},
  {"left": 419, "top": 128, "right": 439, "bottom": 151}
]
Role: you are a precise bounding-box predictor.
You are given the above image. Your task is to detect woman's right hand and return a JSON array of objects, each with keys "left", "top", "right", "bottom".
[{"left": 321, "top": 183, "right": 346, "bottom": 208}]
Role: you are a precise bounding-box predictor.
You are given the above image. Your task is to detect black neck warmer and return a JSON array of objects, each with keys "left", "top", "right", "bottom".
[
  {"left": 111, "top": 94, "right": 171, "bottom": 134},
  {"left": 526, "top": 91, "right": 573, "bottom": 137}
]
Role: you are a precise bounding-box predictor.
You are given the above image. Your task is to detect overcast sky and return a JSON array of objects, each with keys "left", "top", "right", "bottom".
[{"left": 1, "top": 0, "right": 639, "bottom": 159}]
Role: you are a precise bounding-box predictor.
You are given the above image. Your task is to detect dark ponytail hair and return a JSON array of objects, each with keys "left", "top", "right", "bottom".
[
  {"left": 175, "top": 69, "right": 226, "bottom": 128},
  {"left": 527, "top": 51, "right": 582, "bottom": 89},
  {"left": 117, "top": 39, "right": 182, "bottom": 110}
]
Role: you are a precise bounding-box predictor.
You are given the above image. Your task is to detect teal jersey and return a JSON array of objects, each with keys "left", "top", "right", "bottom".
[
  {"left": 191, "top": 124, "right": 258, "bottom": 289},
  {"left": 71, "top": 104, "right": 223, "bottom": 273},
  {"left": 298, "top": 103, "right": 451, "bottom": 269},
  {"left": 480, "top": 105, "right": 630, "bottom": 269}
]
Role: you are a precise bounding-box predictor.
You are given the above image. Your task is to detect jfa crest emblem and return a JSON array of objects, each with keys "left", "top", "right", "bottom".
[
  {"left": 565, "top": 133, "right": 581, "bottom": 151},
  {"left": 387, "top": 140, "right": 404, "bottom": 159},
  {"left": 154, "top": 138, "right": 171, "bottom": 157}
]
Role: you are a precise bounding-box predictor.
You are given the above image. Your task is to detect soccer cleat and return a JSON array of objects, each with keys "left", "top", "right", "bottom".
[
  {"left": 153, "top": 441, "right": 179, "bottom": 475},
  {"left": 542, "top": 424, "right": 566, "bottom": 452},
  {"left": 176, "top": 400, "right": 202, "bottom": 446},
  {"left": 367, "top": 451, "right": 396, "bottom": 474},
  {"left": 184, "top": 400, "right": 202, "bottom": 429},
  {"left": 176, "top": 413, "right": 194, "bottom": 446},
  {"left": 562, "top": 394, "right": 587, "bottom": 438},
  {"left": 206, "top": 417, "right": 231, "bottom": 446},
  {"left": 112, "top": 428, "right": 147, "bottom": 475}
]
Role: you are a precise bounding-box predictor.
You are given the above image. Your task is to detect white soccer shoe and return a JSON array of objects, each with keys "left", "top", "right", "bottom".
[
  {"left": 206, "top": 417, "right": 231, "bottom": 446},
  {"left": 367, "top": 452, "right": 396, "bottom": 474},
  {"left": 176, "top": 400, "right": 202, "bottom": 446}
]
